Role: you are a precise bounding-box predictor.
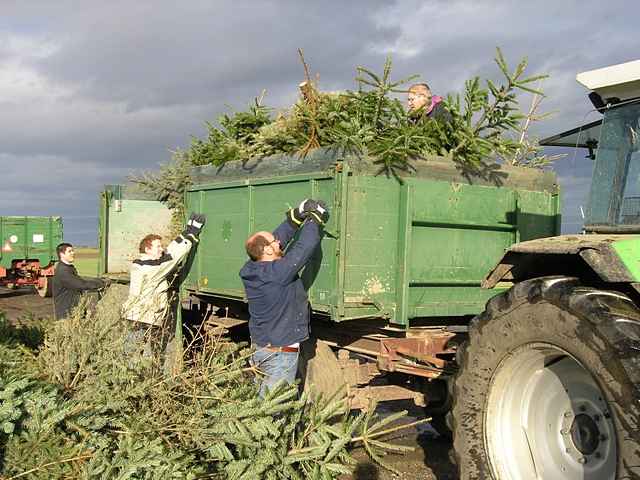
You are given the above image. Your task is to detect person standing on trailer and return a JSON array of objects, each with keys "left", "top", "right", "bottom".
[
  {"left": 240, "top": 199, "right": 328, "bottom": 397},
  {"left": 407, "top": 82, "right": 452, "bottom": 123},
  {"left": 52, "top": 243, "right": 105, "bottom": 320}
]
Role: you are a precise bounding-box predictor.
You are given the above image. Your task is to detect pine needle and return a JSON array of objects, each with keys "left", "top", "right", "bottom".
[{"left": 6, "top": 453, "right": 93, "bottom": 479}]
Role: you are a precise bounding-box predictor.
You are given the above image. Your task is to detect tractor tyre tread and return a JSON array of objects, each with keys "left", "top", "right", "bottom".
[{"left": 452, "top": 276, "right": 640, "bottom": 479}]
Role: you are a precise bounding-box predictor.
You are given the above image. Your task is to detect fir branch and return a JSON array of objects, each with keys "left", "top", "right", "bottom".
[
  {"left": 349, "top": 417, "right": 430, "bottom": 444},
  {"left": 6, "top": 453, "right": 93, "bottom": 480}
]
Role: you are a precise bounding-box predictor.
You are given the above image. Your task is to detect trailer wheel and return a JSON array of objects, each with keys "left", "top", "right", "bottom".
[
  {"left": 427, "top": 413, "right": 452, "bottom": 440},
  {"left": 35, "top": 276, "right": 51, "bottom": 297},
  {"left": 453, "top": 277, "right": 640, "bottom": 480},
  {"left": 424, "top": 378, "right": 453, "bottom": 439}
]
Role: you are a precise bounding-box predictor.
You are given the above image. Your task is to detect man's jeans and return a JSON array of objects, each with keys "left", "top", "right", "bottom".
[{"left": 252, "top": 348, "right": 299, "bottom": 398}]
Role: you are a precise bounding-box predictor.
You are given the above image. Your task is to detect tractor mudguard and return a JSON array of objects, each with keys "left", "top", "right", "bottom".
[{"left": 483, "top": 234, "right": 640, "bottom": 288}]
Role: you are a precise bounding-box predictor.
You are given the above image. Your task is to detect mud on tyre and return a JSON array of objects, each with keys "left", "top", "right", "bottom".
[{"left": 453, "top": 276, "right": 640, "bottom": 480}]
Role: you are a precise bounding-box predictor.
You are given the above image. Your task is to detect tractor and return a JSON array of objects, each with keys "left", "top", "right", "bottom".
[{"left": 452, "top": 59, "right": 640, "bottom": 479}]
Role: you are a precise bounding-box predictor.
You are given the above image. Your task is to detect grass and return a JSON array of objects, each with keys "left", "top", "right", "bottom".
[{"left": 74, "top": 247, "right": 99, "bottom": 277}]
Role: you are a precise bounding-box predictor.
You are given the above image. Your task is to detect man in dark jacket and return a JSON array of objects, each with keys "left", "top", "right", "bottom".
[
  {"left": 407, "top": 83, "right": 452, "bottom": 123},
  {"left": 52, "top": 243, "right": 105, "bottom": 320},
  {"left": 239, "top": 199, "right": 327, "bottom": 397}
]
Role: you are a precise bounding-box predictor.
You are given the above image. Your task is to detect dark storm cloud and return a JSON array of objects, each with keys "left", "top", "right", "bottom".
[
  {"left": 2, "top": 1, "right": 397, "bottom": 169},
  {"left": 1, "top": 0, "right": 639, "bottom": 243},
  {"left": 30, "top": 1, "right": 393, "bottom": 110},
  {"left": 0, "top": 100, "right": 209, "bottom": 167}
]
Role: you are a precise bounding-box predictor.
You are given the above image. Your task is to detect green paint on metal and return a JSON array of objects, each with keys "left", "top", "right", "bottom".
[
  {"left": 0, "top": 216, "right": 62, "bottom": 269},
  {"left": 335, "top": 162, "right": 349, "bottom": 318},
  {"left": 612, "top": 236, "right": 640, "bottom": 281},
  {"left": 99, "top": 186, "right": 173, "bottom": 276},
  {"left": 517, "top": 189, "right": 562, "bottom": 240},
  {"left": 182, "top": 153, "right": 560, "bottom": 327},
  {"left": 221, "top": 220, "right": 232, "bottom": 242},
  {"left": 395, "top": 183, "right": 412, "bottom": 326}
]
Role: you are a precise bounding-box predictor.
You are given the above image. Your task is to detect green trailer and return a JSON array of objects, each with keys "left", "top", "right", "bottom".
[
  {"left": 0, "top": 216, "right": 63, "bottom": 296},
  {"left": 183, "top": 150, "right": 560, "bottom": 326}
]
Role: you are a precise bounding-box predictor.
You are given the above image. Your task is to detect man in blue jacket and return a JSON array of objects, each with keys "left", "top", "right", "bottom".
[{"left": 240, "top": 199, "right": 328, "bottom": 397}]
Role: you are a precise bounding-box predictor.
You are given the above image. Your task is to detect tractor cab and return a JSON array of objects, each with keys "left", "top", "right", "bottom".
[
  {"left": 542, "top": 60, "right": 640, "bottom": 233},
  {"left": 485, "top": 59, "right": 640, "bottom": 288}
]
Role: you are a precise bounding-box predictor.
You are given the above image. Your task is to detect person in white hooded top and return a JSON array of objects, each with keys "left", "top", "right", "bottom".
[{"left": 122, "top": 213, "right": 205, "bottom": 364}]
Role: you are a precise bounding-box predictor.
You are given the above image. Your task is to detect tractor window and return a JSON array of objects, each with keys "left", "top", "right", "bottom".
[{"left": 587, "top": 102, "right": 640, "bottom": 226}]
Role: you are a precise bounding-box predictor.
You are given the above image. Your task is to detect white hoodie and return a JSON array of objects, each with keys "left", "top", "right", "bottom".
[{"left": 122, "top": 233, "right": 195, "bottom": 326}]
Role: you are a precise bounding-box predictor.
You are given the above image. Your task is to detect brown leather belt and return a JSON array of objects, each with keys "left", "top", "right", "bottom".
[{"left": 257, "top": 345, "right": 299, "bottom": 353}]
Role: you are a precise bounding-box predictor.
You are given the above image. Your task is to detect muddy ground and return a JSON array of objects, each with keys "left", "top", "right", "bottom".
[
  {"left": 0, "top": 287, "right": 458, "bottom": 480},
  {"left": 345, "top": 412, "right": 457, "bottom": 480},
  {"left": 0, "top": 286, "right": 55, "bottom": 322}
]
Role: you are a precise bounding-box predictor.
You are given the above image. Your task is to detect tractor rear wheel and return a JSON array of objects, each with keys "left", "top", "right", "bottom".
[{"left": 453, "top": 276, "right": 640, "bottom": 480}]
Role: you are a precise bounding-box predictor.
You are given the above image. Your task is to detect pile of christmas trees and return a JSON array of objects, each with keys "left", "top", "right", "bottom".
[
  {"left": 0, "top": 288, "right": 414, "bottom": 479},
  {"left": 135, "top": 49, "right": 558, "bottom": 222},
  {"left": 188, "top": 48, "right": 549, "bottom": 172}
]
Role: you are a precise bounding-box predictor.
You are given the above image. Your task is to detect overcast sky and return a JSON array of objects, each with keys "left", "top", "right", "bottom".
[{"left": 1, "top": 1, "right": 639, "bottom": 245}]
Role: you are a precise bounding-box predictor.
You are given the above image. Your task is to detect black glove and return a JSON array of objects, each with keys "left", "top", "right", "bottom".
[
  {"left": 287, "top": 199, "right": 329, "bottom": 226},
  {"left": 184, "top": 213, "right": 206, "bottom": 237},
  {"left": 287, "top": 198, "right": 323, "bottom": 226},
  {"left": 306, "top": 200, "right": 329, "bottom": 225},
  {"left": 286, "top": 199, "right": 310, "bottom": 227}
]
